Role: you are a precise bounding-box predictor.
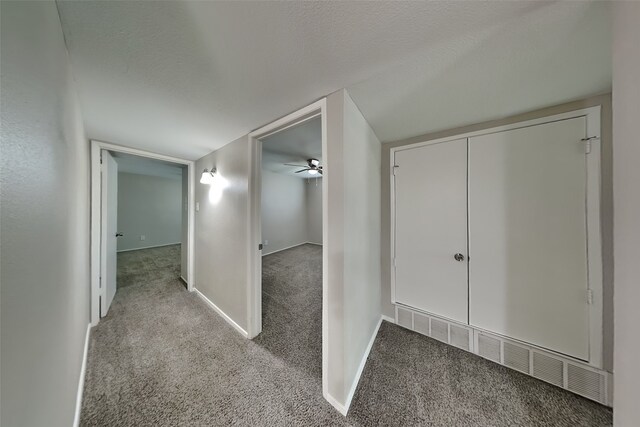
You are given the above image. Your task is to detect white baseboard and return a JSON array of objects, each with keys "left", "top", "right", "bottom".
[
  {"left": 261, "top": 241, "right": 306, "bottom": 256},
  {"left": 305, "top": 241, "right": 323, "bottom": 246},
  {"left": 194, "top": 288, "right": 248, "bottom": 338},
  {"left": 117, "top": 242, "right": 181, "bottom": 253},
  {"left": 341, "top": 315, "right": 383, "bottom": 416},
  {"left": 325, "top": 392, "right": 348, "bottom": 416},
  {"left": 73, "top": 323, "right": 91, "bottom": 427},
  {"left": 381, "top": 314, "right": 395, "bottom": 324}
]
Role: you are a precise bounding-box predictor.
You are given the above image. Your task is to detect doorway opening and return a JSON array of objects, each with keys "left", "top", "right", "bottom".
[
  {"left": 90, "top": 141, "right": 195, "bottom": 325},
  {"left": 256, "top": 115, "right": 324, "bottom": 381},
  {"left": 247, "top": 99, "right": 329, "bottom": 398}
]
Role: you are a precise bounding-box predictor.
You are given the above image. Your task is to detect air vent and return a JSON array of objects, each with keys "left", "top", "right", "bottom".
[
  {"left": 478, "top": 334, "right": 501, "bottom": 363},
  {"left": 450, "top": 325, "right": 470, "bottom": 351},
  {"left": 431, "top": 318, "right": 448, "bottom": 343},
  {"left": 397, "top": 307, "right": 412, "bottom": 329},
  {"left": 392, "top": 304, "right": 611, "bottom": 406},
  {"left": 503, "top": 342, "right": 530, "bottom": 374},
  {"left": 413, "top": 313, "right": 429, "bottom": 336},
  {"left": 533, "top": 352, "right": 564, "bottom": 387},
  {"left": 567, "top": 364, "right": 604, "bottom": 403}
]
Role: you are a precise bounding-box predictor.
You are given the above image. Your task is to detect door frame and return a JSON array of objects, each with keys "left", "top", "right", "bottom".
[
  {"left": 389, "top": 106, "right": 603, "bottom": 368},
  {"left": 247, "top": 98, "right": 328, "bottom": 397},
  {"left": 90, "top": 140, "right": 196, "bottom": 326}
]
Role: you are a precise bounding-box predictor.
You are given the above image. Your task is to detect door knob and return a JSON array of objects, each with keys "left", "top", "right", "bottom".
[
  {"left": 115, "top": 233, "right": 123, "bottom": 237},
  {"left": 454, "top": 253, "right": 465, "bottom": 262}
]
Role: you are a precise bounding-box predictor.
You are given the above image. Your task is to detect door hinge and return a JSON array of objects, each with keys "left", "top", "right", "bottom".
[
  {"left": 258, "top": 243, "right": 263, "bottom": 250},
  {"left": 392, "top": 165, "right": 399, "bottom": 176},
  {"left": 587, "top": 289, "right": 594, "bottom": 305},
  {"left": 99, "top": 276, "right": 102, "bottom": 288},
  {"left": 581, "top": 136, "right": 599, "bottom": 154}
]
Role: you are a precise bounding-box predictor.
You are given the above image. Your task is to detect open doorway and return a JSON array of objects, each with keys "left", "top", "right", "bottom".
[
  {"left": 256, "top": 116, "right": 323, "bottom": 379},
  {"left": 90, "top": 141, "right": 195, "bottom": 325},
  {"left": 247, "top": 99, "right": 328, "bottom": 397}
]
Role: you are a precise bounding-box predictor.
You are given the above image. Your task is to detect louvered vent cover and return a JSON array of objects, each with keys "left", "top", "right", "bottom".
[
  {"left": 397, "top": 307, "right": 412, "bottom": 329},
  {"left": 450, "top": 325, "right": 470, "bottom": 351},
  {"left": 504, "top": 342, "right": 530, "bottom": 374},
  {"left": 478, "top": 334, "right": 501, "bottom": 363},
  {"left": 414, "top": 313, "right": 430, "bottom": 336},
  {"left": 567, "top": 364, "right": 604, "bottom": 403},
  {"left": 431, "top": 318, "right": 448, "bottom": 343},
  {"left": 533, "top": 352, "right": 564, "bottom": 387}
]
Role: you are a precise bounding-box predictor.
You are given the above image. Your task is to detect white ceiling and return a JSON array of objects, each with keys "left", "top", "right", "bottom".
[
  {"left": 113, "top": 152, "right": 184, "bottom": 180},
  {"left": 261, "top": 117, "right": 322, "bottom": 178},
  {"left": 57, "top": 1, "right": 611, "bottom": 160}
]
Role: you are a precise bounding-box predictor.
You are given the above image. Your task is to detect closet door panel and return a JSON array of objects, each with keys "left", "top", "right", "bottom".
[
  {"left": 394, "top": 139, "right": 468, "bottom": 323},
  {"left": 469, "top": 117, "right": 589, "bottom": 360}
]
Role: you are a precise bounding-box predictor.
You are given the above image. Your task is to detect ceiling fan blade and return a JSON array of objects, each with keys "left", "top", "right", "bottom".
[
  {"left": 284, "top": 163, "right": 307, "bottom": 167},
  {"left": 295, "top": 169, "right": 309, "bottom": 173}
]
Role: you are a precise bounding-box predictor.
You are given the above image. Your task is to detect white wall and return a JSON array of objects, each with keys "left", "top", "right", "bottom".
[
  {"left": 181, "top": 167, "right": 188, "bottom": 280},
  {"left": 117, "top": 172, "right": 182, "bottom": 251},
  {"left": 261, "top": 170, "right": 307, "bottom": 254},
  {"left": 0, "top": 2, "right": 90, "bottom": 426},
  {"left": 195, "top": 136, "right": 250, "bottom": 332},
  {"left": 613, "top": 2, "right": 640, "bottom": 425},
  {"left": 306, "top": 179, "right": 323, "bottom": 245},
  {"left": 324, "top": 90, "right": 382, "bottom": 409}
]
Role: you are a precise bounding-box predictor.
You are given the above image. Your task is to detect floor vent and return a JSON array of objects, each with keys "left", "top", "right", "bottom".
[
  {"left": 533, "top": 352, "right": 564, "bottom": 387},
  {"left": 478, "top": 333, "right": 501, "bottom": 363},
  {"left": 397, "top": 307, "right": 413, "bottom": 329},
  {"left": 394, "top": 304, "right": 611, "bottom": 406},
  {"left": 503, "top": 342, "right": 530, "bottom": 374},
  {"left": 413, "top": 312, "right": 430, "bottom": 335},
  {"left": 450, "top": 325, "right": 470, "bottom": 351},
  {"left": 567, "top": 363, "right": 605, "bottom": 403},
  {"left": 430, "top": 318, "right": 448, "bottom": 343}
]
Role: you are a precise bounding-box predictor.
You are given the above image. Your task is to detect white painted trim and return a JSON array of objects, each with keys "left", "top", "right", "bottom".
[
  {"left": 116, "top": 242, "right": 181, "bottom": 253},
  {"left": 381, "top": 314, "right": 395, "bottom": 324},
  {"left": 325, "top": 393, "right": 348, "bottom": 416},
  {"left": 90, "top": 140, "right": 196, "bottom": 326},
  {"left": 261, "top": 241, "right": 323, "bottom": 256},
  {"left": 247, "top": 99, "right": 329, "bottom": 401},
  {"left": 342, "top": 316, "right": 383, "bottom": 415},
  {"left": 73, "top": 323, "right": 91, "bottom": 427},
  {"left": 261, "top": 242, "right": 308, "bottom": 257},
  {"left": 194, "top": 288, "right": 249, "bottom": 338},
  {"left": 389, "top": 106, "right": 604, "bottom": 369}
]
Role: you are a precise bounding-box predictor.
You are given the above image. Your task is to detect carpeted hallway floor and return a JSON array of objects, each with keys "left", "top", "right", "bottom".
[{"left": 80, "top": 244, "right": 612, "bottom": 426}]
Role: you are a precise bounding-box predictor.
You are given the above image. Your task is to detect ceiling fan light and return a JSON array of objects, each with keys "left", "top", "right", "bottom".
[{"left": 308, "top": 169, "right": 318, "bottom": 175}]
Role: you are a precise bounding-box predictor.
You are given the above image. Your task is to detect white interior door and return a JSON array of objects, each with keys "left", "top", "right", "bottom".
[
  {"left": 101, "top": 150, "right": 118, "bottom": 317},
  {"left": 468, "top": 117, "right": 590, "bottom": 360},
  {"left": 394, "top": 138, "right": 468, "bottom": 323}
]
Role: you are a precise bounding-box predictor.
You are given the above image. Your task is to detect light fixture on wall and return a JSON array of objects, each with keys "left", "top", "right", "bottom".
[{"left": 200, "top": 168, "right": 216, "bottom": 184}]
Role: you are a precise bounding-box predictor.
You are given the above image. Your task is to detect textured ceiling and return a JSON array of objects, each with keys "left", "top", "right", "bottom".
[
  {"left": 261, "top": 117, "right": 322, "bottom": 178},
  {"left": 57, "top": 1, "right": 611, "bottom": 160}
]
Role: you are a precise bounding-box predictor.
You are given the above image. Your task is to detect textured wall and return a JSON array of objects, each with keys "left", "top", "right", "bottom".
[
  {"left": 305, "top": 178, "right": 323, "bottom": 245},
  {"left": 261, "top": 170, "right": 307, "bottom": 255},
  {"left": 0, "top": 2, "right": 90, "bottom": 426},
  {"left": 117, "top": 173, "right": 182, "bottom": 251},
  {"left": 380, "top": 94, "right": 614, "bottom": 372},
  {"left": 194, "top": 136, "right": 250, "bottom": 331},
  {"left": 612, "top": 2, "right": 640, "bottom": 424}
]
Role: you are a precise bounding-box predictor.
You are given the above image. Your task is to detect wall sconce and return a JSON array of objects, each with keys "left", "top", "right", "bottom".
[{"left": 200, "top": 168, "right": 216, "bottom": 185}]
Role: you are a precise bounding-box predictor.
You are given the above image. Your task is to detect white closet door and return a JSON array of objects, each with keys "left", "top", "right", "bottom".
[
  {"left": 469, "top": 117, "right": 589, "bottom": 360},
  {"left": 394, "top": 139, "right": 468, "bottom": 323}
]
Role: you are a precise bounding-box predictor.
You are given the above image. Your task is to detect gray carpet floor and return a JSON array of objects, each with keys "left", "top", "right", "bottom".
[{"left": 80, "top": 244, "right": 612, "bottom": 426}]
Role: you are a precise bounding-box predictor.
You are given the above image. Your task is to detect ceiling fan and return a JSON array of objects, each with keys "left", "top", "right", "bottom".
[{"left": 284, "top": 158, "right": 323, "bottom": 175}]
